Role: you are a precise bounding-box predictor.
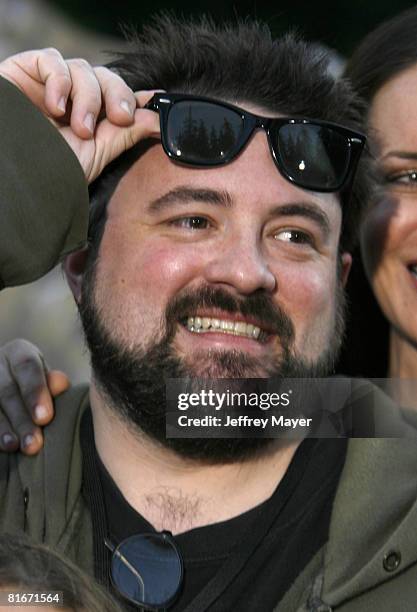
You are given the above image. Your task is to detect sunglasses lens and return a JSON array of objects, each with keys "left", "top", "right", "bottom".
[
  {"left": 166, "top": 101, "right": 244, "bottom": 164},
  {"left": 275, "top": 124, "right": 350, "bottom": 190},
  {"left": 110, "top": 533, "right": 182, "bottom": 608}
]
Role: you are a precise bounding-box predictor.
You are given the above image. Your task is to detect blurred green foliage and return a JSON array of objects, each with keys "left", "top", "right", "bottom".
[{"left": 49, "top": 0, "right": 417, "bottom": 54}]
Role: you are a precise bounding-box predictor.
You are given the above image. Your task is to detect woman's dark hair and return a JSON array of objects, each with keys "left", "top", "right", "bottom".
[
  {"left": 0, "top": 533, "right": 121, "bottom": 612},
  {"left": 345, "top": 5, "right": 417, "bottom": 105}
]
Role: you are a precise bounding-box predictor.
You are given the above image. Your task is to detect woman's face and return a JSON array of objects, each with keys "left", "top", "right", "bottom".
[{"left": 361, "top": 63, "right": 417, "bottom": 346}]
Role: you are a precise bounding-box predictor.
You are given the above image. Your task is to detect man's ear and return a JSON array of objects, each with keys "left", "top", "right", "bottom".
[
  {"left": 340, "top": 252, "right": 352, "bottom": 288},
  {"left": 63, "top": 248, "right": 89, "bottom": 304}
]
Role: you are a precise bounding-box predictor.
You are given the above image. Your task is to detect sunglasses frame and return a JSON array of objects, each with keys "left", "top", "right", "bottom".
[
  {"left": 105, "top": 532, "right": 183, "bottom": 611},
  {"left": 147, "top": 92, "right": 366, "bottom": 194}
]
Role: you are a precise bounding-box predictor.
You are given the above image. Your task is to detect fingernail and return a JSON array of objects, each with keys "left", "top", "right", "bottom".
[
  {"left": 2, "top": 433, "right": 17, "bottom": 448},
  {"left": 35, "top": 405, "right": 48, "bottom": 421},
  {"left": 57, "top": 96, "right": 66, "bottom": 112},
  {"left": 120, "top": 99, "right": 133, "bottom": 116},
  {"left": 23, "top": 434, "right": 35, "bottom": 449},
  {"left": 83, "top": 112, "right": 95, "bottom": 133}
]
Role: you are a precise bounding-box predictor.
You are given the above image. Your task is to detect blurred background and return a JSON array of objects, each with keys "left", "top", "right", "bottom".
[{"left": 0, "top": 0, "right": 416, "bottom": 382}]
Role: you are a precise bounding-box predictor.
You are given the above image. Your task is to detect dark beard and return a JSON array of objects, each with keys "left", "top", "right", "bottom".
[{"left": 79, "top": 262, "right": 346, "bottom": 463}]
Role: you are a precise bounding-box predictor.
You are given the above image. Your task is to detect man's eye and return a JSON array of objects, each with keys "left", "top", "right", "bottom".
[
  {"left": 171, "top": 216, "right": 210, "bottom": 230},
  {"left": 274, "top": 229, "right": 313, "bottom": 245},
  {"left": 386, "top": 170, "right": 417, "bottom": 185}
]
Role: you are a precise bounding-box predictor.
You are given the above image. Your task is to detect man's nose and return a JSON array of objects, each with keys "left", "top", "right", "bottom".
[{"left": 203, "top": 234, "right": 277, "bottom": 295}]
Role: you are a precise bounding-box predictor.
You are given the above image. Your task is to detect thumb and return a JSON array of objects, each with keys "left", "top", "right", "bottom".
[{"left": 88, "top": 108, "right": 160, "bottom": 182}]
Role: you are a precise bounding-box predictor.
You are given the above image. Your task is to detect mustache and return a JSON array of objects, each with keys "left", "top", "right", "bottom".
[{"left": 164, "top": 285, "right": 295, "bottom": 344}]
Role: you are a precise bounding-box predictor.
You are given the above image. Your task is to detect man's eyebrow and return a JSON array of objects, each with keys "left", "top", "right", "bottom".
[
  {"left": 147, "top": 190, "right": 331, "bottom": 235},
  {"left": 381, "top": 151, "right": 417, "bottom": 161},
  {"left": 147, "top": 187, "right": 233, "bottom": 213},
  {"left": 268, "top": 203, "right": 331, "bottom": 236}
]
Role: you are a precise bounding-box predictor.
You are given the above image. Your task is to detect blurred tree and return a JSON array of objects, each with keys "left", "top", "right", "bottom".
[{"left": 48, "top": 0, "right": 417, "bottom": 54}]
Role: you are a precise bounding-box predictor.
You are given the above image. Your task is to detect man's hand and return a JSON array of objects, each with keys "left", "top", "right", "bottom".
[
  {"left": 0, "top": 340, "right": 68, "bottom": 455},
  {"left": 0, "top": 48, "right": 160, "bottom": 182}
]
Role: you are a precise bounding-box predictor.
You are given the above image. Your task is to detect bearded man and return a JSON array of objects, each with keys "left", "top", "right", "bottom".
[{"left": 0, "top": 16, "right": 416, "bottom": 612}]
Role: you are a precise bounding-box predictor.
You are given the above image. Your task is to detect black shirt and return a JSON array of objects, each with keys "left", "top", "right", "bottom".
[{"left": 81, "top": 410, "right": 347, "bottom": 611}]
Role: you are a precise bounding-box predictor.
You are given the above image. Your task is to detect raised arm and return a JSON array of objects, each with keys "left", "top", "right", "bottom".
[
  {"left": 0, "top": 48, "right": 159, "bottom": 288},
  {"left": 0, "top": 49, "right": 161, "bottom": 453}
]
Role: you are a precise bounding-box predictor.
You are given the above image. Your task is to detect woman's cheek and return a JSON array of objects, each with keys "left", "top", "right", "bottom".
[{"left": 360, "top": 195, "right": 401, "bottom": 279}]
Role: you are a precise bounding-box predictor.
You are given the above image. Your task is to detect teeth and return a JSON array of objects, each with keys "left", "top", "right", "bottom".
[
  {"left": 234, "top": 322, "right": 246, "bottom": 333},
  {"left": 185, "top": 316, "right": 264, "bottom": 341}
]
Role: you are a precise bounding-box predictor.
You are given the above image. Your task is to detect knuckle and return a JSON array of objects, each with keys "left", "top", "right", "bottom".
[
  {"left": 96, "top": 66, "right": 129, "bottom": 89},
  {"left": 124, "top": 130, "right": 136, "bottom": 149},
  {"left": 5, "top": 337, "right": 33, "bottom": 351},
  {"left": 59, "top": 72, "right": 72, "bottom": 84},
  {"left": 6, "top": 338, "right": 39, "bottom": 360},
  {"left": 42, "top": 47, "right": 62, "bottom": 59},
  {"left": 11, "top": 357, "right": 41, "bottom": 378},
  {"left": 69, "top": 57, "right": 92, "bottom": 72},
  {"left": 94, "top": 65, "right": 115, "bottom": 77}
]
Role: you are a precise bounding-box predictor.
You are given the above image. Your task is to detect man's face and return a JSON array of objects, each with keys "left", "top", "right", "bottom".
[
  {"left": 77, "top": 104, "right": 349, "bottom": 458},
  {"left": 94, "top": 136, "right": 344, "bottom": 356}
]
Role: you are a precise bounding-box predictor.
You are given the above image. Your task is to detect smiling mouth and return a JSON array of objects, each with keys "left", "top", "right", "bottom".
[{"left": 181, "top": 316, "right": 269, "bottom": 342}]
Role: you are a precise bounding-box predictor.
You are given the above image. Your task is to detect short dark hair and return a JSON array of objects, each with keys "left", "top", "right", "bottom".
[
  {"left": 88, "top": 15, "right": 370, "bottom": 257},
  {"left": 345, "top": 6, "right": 417, "bottom": 105},
  {"left": 0, "top": 533, "right": 121, "bottom": 611}
]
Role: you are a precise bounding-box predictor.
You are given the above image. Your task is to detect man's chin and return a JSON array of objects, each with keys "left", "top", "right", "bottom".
[
  {"left": 81, "top": 279, "right": 342, "bottom": 463},
  {"left": 178, "top": 348, "right": 280, "bottom": 379}
]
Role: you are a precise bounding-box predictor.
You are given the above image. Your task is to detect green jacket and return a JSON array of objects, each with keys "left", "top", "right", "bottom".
[
  {"left": 1, "top": 384, "right": 417, "bottom": 612},
  {"left": 0, "top": 77, "right": 88, "bottom": 288}
]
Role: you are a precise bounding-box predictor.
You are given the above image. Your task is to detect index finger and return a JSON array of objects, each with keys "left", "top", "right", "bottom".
[
  {"left": 93, "top": 66, "right": 137, "bottom": 126},
  {"left": 6, "top": 348, "right": 54, "bottom": 426}
]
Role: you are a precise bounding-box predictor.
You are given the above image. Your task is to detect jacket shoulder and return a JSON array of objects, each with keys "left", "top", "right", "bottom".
[
  {"left": 0, "top": 76, "right": 88, "bottom": 289},
  {"left": 46, "top": 383, "right": 90, "bottom": 444},
  {"left": 0, "top": 384, "right": 90, "bottom": 546}
]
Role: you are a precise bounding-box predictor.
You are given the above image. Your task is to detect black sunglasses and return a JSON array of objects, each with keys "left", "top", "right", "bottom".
[
  {"left": 146, "top": 93, "right": 366, "bottom": 194},
  {"left": 105, "top": 532, "right": 183, "bottom": 611}
]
